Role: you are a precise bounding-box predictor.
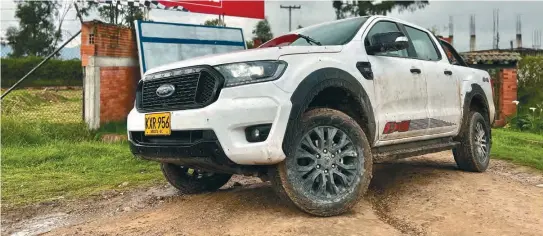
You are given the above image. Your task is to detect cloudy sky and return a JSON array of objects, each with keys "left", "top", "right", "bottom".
[{"left": 1, "top": 0, "right": 542, "bottom": 52}]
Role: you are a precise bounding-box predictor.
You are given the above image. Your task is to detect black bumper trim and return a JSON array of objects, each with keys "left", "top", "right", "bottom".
[
  {"left": 130, "top": 140, "right": 231, "bottom": 163},
  {"left": 129, "top": 139, "right": 262, "bottom": 174}
]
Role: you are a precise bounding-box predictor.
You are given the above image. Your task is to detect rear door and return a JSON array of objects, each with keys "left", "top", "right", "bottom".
[
  {"left": 401, "top": 25, "right": 461, "bottom": 135},
  {"left": 362, "top": 20, "right": 430, "bottom": 142}
]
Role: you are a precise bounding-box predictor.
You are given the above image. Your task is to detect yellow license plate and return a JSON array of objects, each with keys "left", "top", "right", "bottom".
[{"left": 145, "top": 112, "right": 171, "bottom": 136}]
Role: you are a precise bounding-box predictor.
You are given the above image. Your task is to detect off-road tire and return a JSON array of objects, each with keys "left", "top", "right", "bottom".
[
  {"left": 160, "top": 163, "right": 232, "bottom": 194},
  {"left": 270, "top": 108, "right": 373, "bottom": 216},
  {"left": 453, "top": 111, "right": 491, "bottom": 172}
]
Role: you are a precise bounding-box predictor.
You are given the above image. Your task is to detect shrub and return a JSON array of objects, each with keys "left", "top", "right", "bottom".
[
  {"left": 0, "top": 57, "right": 82, "bottom": 88},
  {"left": 517, "top": 56, "right": 543, "bottom": 112},
  {"left": 506, "top": 112, "right": 543, "bottom": 134}
]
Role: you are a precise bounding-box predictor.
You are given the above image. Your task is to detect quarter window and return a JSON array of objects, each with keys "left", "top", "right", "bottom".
[
  {"left": 365, "top": 21, "right": 408, "bottom": 58},
  {"left": 439, "top": 40, "right": 468, "bottom": 67},
  {"left": 404, "top": 26, "right": 440, "bottom": 61}
]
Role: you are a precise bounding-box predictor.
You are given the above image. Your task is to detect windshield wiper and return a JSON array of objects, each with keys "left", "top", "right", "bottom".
[{"left": 297, "top": 34, "right": 322, "bottom": 46}]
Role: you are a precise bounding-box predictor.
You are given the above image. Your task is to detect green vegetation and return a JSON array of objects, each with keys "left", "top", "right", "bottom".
[
  {"left": 94, "top": 120, "right": 128, "bottom": 138},
  {"left": 1, "top": 57, "right": 82, "bottom": 88},
  {"left": 517, "top": 56, "right": 543, "bottom": 111},
  {"left": 5, "top": 1, "right": 63, "bottom": 57},
  {"left": 1, "top": 118, "right": 162, "bottom": 207},
  {"left": 507, "top": 113, "right": 543, "bottom": 134},
  {"left": 1, "top": 89, "right": 81, "bottom": 122},
  {"left": 491, "top": 129, "right": 543, "bottom": 170},
  {"left": 332, "top": 1, "right": 429, "bottom": 20},
  {"left": 507, "top": 56, "right": 543, "bottom": 134},
  {"left": 1, "top": 89, "right": 161, "bottom": 207}
]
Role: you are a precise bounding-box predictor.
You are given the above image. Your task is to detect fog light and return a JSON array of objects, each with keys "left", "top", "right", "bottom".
[
  {"left": 251, "top": 129, "right": 260, "bottom": 139},
  {"left": 245, "top": 124, "right": 272, "bottom": 143}
]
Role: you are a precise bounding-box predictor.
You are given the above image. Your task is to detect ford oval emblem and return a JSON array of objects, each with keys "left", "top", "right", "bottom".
[{"left": 156, "top": 84, "right": 176, "bottom": 98}]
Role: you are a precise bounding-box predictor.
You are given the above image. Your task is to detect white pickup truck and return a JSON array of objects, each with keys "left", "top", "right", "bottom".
[{"left": 128, "top": 15, "right": 495, "bottom": 216}]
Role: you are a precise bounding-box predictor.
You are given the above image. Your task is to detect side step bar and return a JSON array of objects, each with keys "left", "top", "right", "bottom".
[{"left": 372, "top": 137, "right": 459, "bottom": 163}]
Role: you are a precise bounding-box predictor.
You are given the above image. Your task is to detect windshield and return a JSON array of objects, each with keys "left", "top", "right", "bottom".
[{"left": 259, "top": 17, "right": 368, "bottom": 48}]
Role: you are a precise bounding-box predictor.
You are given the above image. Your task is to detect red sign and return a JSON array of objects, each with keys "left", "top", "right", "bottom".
[{"left": 158, "top": 0, "right": 265, "bottom": 19}]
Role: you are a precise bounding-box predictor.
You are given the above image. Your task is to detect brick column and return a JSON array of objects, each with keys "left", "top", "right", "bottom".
[
  {"left": 494, "top": 68, "right": 518, "bottom": 127},
  {"left": 81, "top": 21, "right": 140, "bottom": 129}
]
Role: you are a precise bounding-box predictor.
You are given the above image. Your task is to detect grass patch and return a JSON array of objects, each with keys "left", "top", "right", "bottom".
[
  {"left": 1, "top": 141, "right": 162, "bottom": 206},
  {"left": 94, "top": 121, "right": 128, "bottom": 139},
  {"left": 1, "top": 89, "right": 161, "bottom": 207},
  {"left": 1, "top": 116, "right": 92, "bottom": 146},
  {"left": 491, "top": 128, "right": 543, "bottom": 170},
  {"left": 1, "top": 89, "right": 81, "bottom": 123}
]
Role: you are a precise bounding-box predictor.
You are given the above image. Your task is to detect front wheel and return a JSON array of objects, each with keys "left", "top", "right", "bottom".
[
  {"left": 161, "top": 163, "right": 232, "bottom": 194},
  {"left": 453, "top": 111, "right": 491, "bottom": 172},
  {"left": 270, "top": 108, "right": 373, "bottom": 216}
]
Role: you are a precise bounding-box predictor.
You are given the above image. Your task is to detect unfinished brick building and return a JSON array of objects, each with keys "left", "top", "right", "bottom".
[{"left": 81, "top": 20, "right": 140, "bottom": 129}]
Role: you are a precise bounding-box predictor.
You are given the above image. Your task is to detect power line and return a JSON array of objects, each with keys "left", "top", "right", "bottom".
[{"left": 280, "top": 5, "right": 301, "bottom": 32}]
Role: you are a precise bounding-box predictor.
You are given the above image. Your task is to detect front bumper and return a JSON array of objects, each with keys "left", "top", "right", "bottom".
[
  {"left": 127, "top": 81, "right": 292, "bottom": 165},
  {"left": 129, "top": 136, "right": 240, "bottom": 173}
]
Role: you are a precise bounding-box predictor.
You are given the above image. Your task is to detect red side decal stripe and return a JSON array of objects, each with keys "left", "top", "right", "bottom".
[{"left": 383, "top": 120, "right": 411, "bottom": 134}]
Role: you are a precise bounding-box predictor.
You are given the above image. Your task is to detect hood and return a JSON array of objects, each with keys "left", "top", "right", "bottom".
[{"left": 144, "top": 45, "right": 343, "bottom": 76}]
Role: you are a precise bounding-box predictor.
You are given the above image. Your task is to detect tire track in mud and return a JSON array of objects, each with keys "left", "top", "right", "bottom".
[
  {"left": 365, "top": 154, "right": 543, "bottom": 236},
  {"left": 366, "top": 163, "right": 428, "bottom": 236},
  {"left": 367, "top": 190, "right": 426, "bottom": 236}
]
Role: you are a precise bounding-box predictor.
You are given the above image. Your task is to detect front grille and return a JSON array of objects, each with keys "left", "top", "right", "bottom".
[
  {"left": 195, "top": 74, "right": 217, "bottom": 103},
  {"left": 137, "top": 67, "right": 222, "bottom": 112}
]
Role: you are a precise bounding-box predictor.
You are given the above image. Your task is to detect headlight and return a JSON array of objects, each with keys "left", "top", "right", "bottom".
[{"left": 214, "top": 60, "right": 287, "bottom": 87}]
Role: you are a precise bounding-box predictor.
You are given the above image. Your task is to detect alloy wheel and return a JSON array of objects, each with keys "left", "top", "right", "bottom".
[
  {"left": 473, "top": 122, "right": 489, "bottom": 163},
  {"left": 293, "top": 126, "right": 362, "bottom": 198}
]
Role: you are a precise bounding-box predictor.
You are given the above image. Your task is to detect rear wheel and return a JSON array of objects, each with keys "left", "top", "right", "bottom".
[
  {"left": 161, "top": 163, "right": 232, "bottom": 193},
  {"left": 270, "top": 108, "right": 372, "bottom": 216},
  {"left": 453, "top": 111, "right": 491, "bottom": 172}
]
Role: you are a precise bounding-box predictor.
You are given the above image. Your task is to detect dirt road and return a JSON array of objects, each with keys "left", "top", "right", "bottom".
[{"left": 4, "top": 152, "right": 543, "bottom": 236}]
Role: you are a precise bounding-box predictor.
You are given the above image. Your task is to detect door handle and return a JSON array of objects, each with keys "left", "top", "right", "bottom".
[
  {"left": 410, "top": 68, "right": 422, "bottom": 74},
  {"left": 444, "top": 70, "right": 453, "bottom": 75}
]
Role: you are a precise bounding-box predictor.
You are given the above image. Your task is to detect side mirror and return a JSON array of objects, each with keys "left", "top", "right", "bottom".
[{"left": 366, "top": 32, "right": 409, "bottom": 54}]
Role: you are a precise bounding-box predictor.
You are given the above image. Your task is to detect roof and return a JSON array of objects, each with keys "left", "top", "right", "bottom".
[
  {"left": 465, "top": 48, "right": 543, "bottom": 54},
  {"left": 460, "top": 51, "right": 522, "bottom": 65}
]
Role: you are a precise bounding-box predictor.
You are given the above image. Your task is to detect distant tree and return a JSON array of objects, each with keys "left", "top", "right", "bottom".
[
  {"left": 6, "top": 1, "right": 62, "bottom": 57},
  {"left": 332, "top": 1, "right": 429, "bottom": 19},
  {"left": 332, "top": 1, "right": 346, "bottom": 20},
  {"left": 74, "top": 0, "right": 145, "bottom": 28},
  {"left": 51, "top": 1, "right": 74, "bottom": 47},
  {"left": 428, "top": 26, "right": 440, "bottom": 36},
  {"left": 246, "top": 40, "right": 255, "bottom": 49},
  {"left": 204, "top": 18, "right": 226, "bottom": 27},
  {"left": 96, "top": 2, "right": 144, "bottom": 28},
  {"left": 252, "top": 18, "right": 273, "bottom": 43},
  {"left": 74, "top": 0, "right": 98, "bottom": 18},
  {"left": 297, "top": 25, "right": 303, "bottom": 29}
]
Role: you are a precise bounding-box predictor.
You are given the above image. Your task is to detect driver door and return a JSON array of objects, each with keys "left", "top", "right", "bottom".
[{"left": 362, "top": 20, "right": 430, "bottom": 142}]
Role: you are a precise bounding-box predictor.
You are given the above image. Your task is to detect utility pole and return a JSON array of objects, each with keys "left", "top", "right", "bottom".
[{"left": 280, "top": 5, "right": 301, "bottom": 32}]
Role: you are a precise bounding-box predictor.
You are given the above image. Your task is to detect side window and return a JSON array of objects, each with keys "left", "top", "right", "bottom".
[
  {"left": 365, "top": 21, "right": 408, "bottom": 58},
  {"left": 439, "top": 40, "right": 467, "bottom": 67},
  {"left": 439, "top": 41, "right": 458, "bottom": 65},
  {"left": 404, "top": 26, "right": 440, "bottom": 61}
]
